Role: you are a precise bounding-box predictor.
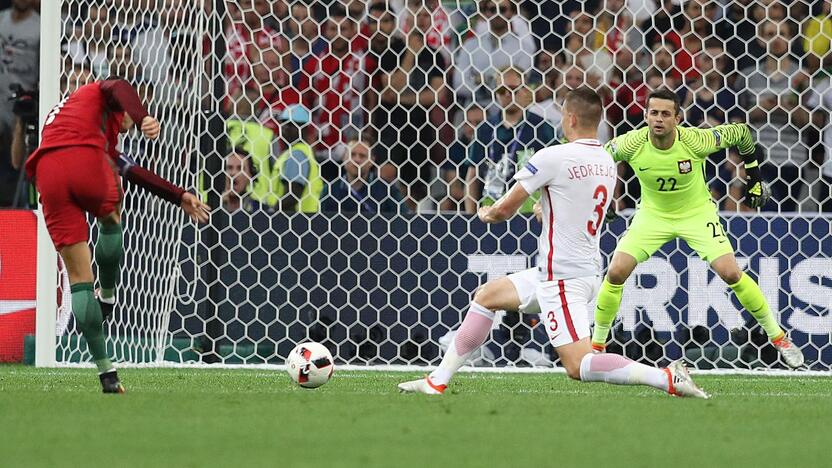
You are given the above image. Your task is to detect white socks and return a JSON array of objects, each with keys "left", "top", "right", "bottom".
[
  {"left": 429, "top": 302, "right": 495, "bottom": 386},
  {"left": 579, "top": 352, "right": 669, "bottom": 392}
]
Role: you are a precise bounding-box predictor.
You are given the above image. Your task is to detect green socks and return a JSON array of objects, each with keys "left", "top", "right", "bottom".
[
  {"left": 592, "top": 277, "right": 625, "bottom": 348},
  {"left": 71, "top": 283, "right": 113, "bottom": 373},
  {"left": 729, "top": 273, "right": 784, "bottom": 341},
  {"left": 95, "top": 222, "right": 123, "bottom": 300}
]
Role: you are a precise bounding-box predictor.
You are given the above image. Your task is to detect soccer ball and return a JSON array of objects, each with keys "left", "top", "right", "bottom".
[{"left": 286, "top": 342, "right": 334, "bottom": 388}]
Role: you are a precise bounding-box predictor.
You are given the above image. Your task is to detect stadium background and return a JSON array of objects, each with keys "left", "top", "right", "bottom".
[{"left": 0, "top": 0, "right": 830, "bottom": 371}]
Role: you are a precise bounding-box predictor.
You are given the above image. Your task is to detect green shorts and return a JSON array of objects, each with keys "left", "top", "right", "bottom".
[{"left": 616, "top": 204, "right": 734, "bottom": 264}]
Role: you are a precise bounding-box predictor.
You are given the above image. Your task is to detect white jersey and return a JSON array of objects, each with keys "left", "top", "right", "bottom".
[{"left": 513, "top": 138, "right": 617, "bottom": 281}]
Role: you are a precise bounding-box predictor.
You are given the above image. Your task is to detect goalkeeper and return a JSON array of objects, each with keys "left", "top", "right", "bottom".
[
  {"left": 25, "top": 79, "right": 211, "bottom": 393},
  {"left": 591, "top": 89, "right": 804, "bottom": 368}
]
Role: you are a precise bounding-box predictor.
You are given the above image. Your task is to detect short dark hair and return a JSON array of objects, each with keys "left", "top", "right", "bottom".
[
  {"left": 329, "top": 4, "right": 347, "bottom": 18},
  {"left": 564, "top": 87, "right": 603, "bottom": 128},
  {"left": 647, "top": 88, "right": 681, "bottom": 115},
  {"left": 230, "top": 146, "right": 257, "bottom": 177}
]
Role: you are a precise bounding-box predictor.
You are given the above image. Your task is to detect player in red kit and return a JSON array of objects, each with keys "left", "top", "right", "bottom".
[{"left": 25, "top": 79, "right": 210, "bottom": 393}]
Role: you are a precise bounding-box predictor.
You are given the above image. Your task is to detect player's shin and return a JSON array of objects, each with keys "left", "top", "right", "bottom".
[
  {"left": 71, "top": 283, "right": 114, "bottom": 373},
  {"left": 579, "top": 352, "right": 669, "bottom": 392},
  {"left": 95, "top": 222, "right": 123, "bottom": 300},
  {"left": 429, "top": 302, "right": 495, "bottom": 386},
  {"left": 591, "top": 278, "right": 624, "bottom": 350},
  {"left": 729, "top": 273, "right": 784, "bottom": 341}
]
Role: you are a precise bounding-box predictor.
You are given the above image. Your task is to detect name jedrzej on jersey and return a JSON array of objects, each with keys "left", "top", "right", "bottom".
[
  {"left": 513, "top": 140, "right": 617, "bottom": 281},
  {"left": 467, "top": 255, "right": 832, "bottom": 335}
]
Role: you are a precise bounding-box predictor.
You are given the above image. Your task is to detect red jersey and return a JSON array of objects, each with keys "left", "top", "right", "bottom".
[
  {"left": 26, "top": 80, "right": 149, "bottom": 179},
  {"left": 300, "top": 46, "right": 367, "bottom": 150}
]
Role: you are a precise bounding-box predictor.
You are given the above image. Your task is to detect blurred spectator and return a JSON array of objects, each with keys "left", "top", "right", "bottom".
[
  {"left": 803, "top": 0, "right": 832, "bottom": 73},
  {"left": 442, "top": 104, "right": 484, "bottom": 211},
  {"left": 611, "top": 68, "right": 662, "bottom": 134},
  {"left": 655, "top": 0, "right": 715, "bottom": 83},
  {"left": 132, "top": 0, "right": 200, "bottom": 113},
  {"left": 647, "top": 41, "right": 683, "bottom": 91},
  {"left": 374, "top": 3, "right": 446, "bottom": 210},
  {"left": 530, "top": 64, "right": 610, "bottom": 142},
  {"left": 274, "top": 105, "right": 323, "bottom": 213},
  {"left": 464, "top": 67, "right": 556, "bottom": 214},
  {"left": 453, "top": 0, "right": 535, "bottom": 105},
  {"left": 226, "top": 101, "right": 278, "bottom": 207},
  {"left": 62, "top": 59, "right": 94, "bottom": 95},
  {"left": 529, "top": 49, "right": 560, "bottom": 122},
  {"left": 248, "top": 44, "right": 301, "bottom": 135},
  {"left": 0, "top": 0, "right": 39, "bottom": 207},
  {"left": 596, "top": 0, "right": 641, "bottom": 84},
  {"left": 473, "top": 0, "right": 532, "bottom": 47},
  {"left": 300, "top": 5, "right": 367, "bottom": 162},
  {"left": 641, "top": 0, "right": 680, "bottom": 50},
  {"left": 321, "top": 138, "right": 405, "bottom": 214},
  {"left": 66, "top": 2, "right": 111, "bottom": 79},
  {"left": 223, "top": 148, "right": 262, "bottom": 213},
  {"left": 401, "top": 0, "right": 453, "bottom": 58},
  {"left": 560, "top": 10, "right": 614, "bottom": 87},
  {"left": 286, "top": 1, "right": 324, "bottom": 88},
  {"left": 683, "top": 38, "right": 746, "bottom": 211},
  {"left": 720, "top": 0, "right": 760, "bottom": 70},
  {"left": 806, "top": 75, "right": 832, "bottom": 212},
  {"left": 735, "top": 20, "right": 810, "bottom": 212},
  {"left": 225, "top": 0, "right": 287, "bottom": 101}
]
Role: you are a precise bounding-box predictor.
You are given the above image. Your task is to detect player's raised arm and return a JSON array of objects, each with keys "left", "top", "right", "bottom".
[
  {"left": 682, "top": 124, "right": 770, "bottom": 208},
  {"left": 477, "top": 182, "right": 531, "bottom": 223},
  {"left": 99, "top": 79, "right": 160, "bottom": 140}
]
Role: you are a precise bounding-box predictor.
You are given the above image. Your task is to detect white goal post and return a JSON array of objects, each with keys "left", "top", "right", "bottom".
[{"left": 36, "top": 0, "right": 832, "bottom": 374}]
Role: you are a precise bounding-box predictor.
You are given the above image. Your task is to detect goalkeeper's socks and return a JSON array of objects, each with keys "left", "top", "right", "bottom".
[
  {"left": 95, "top": 222, "right": 123, "bottom": 300},
  {"left": 729, "top": 273, "right": 784, "bottom": 341},
  {"left": 429, "top": 302, "right": 495, "bottom": 386},
  {"left": 579, "top": 353, "right": 669, "bottom": 392},
  {"left": 591, "top": 278, "right": 625, "bottom": 349},
  {"left": 71, "top": 283, "right": 113, "bottom": 373}
]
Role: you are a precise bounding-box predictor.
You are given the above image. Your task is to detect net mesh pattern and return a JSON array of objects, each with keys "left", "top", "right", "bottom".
[{"left": 52, "top": 0, "right": 832, "bottom": 371}]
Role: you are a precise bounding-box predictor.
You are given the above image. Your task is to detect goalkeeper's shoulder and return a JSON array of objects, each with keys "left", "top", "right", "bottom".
[{"left": 606, "top": 126, "right": 649, "bottom": 161}]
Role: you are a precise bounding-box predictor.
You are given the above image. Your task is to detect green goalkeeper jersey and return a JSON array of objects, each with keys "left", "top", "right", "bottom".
[{"left": 606, "top": 124, "right": 755, "bottom": 217}]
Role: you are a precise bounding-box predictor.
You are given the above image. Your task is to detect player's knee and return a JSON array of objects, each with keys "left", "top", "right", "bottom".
[
  {"left": 718, "top": 267, "right": 742, "bottom": 285},
  {"left": 472, "top": 285, "right": 496, "bottom": 309},
  {"left": 564, "top": 363, "right": 582, "bottom": 381},
  {"left": 99, "top": 211, "right": 121, "bottom": 226},
  {"left": 606, "top": 266, "right": 629, "bottom": 285}
]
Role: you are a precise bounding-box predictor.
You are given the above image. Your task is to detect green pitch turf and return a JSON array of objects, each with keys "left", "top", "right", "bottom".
[{"left": 0, "top": 366, "right": 829, "bottom": 468}]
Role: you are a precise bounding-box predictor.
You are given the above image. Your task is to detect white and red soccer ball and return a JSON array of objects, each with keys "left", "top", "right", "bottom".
[{"left": 286, "top": 342, "right": 334, "bottom": 388}]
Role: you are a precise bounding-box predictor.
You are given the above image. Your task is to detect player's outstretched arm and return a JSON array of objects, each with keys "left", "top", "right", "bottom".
[
  {"left": 117, "top": 153, "right": 211, "bottom": 223},
  {"left": 684, "top": 124, "right": 770, "bottom": 208},
  {"left": 478, "top": 183, "right": 530, "bottom": 223}
]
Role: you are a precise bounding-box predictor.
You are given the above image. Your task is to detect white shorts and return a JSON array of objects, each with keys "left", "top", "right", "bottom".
[{"left": 507, "top": 269, "right": 599, "bottom": 348}]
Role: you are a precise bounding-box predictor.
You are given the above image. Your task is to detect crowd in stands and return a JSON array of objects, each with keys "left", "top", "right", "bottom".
[{"left": 3, "top": 0, "right": 832, "bottom": 213}]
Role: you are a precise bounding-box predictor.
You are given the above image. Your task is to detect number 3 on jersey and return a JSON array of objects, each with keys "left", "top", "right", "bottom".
[{"left": 587, "top": 185, "right": 608, "bottom": 236}]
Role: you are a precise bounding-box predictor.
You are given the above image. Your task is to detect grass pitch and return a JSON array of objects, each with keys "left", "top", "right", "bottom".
[{"left": 0, "top": 366, "right": 829, "bottom": 468}]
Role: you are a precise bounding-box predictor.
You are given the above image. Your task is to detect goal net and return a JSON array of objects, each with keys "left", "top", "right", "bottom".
[{"left": 44, "top": 0, "right": 831, "bottom": 372}]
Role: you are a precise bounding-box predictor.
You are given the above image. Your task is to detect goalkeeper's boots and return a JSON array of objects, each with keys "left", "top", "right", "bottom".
[
  {"left": 772, "top": 335, "right": 805, "bottom": 369},
  {"left": 398, "top": 376, "right": 446, "bottom": 395},
  {"left": 665, "top": 360, "right": 710, "bottom": 399},
  {"left": 95, "top": 289, "right": 115, "bottom": 321},
  {"left": 99, "top": 370, "right": 126, "bottom": 394}
]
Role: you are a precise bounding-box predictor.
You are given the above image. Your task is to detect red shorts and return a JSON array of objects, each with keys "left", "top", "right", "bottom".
[{"left": 33, "top": 146, "right": 122, "bottom": 250}]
